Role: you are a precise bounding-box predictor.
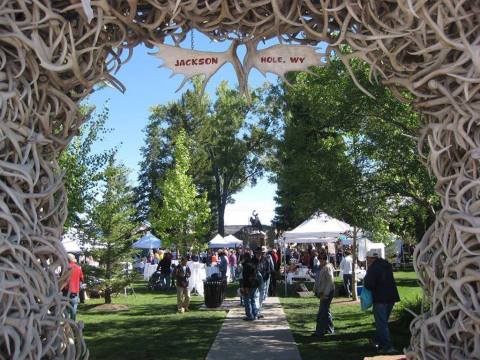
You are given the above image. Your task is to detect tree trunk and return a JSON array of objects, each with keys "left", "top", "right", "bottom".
[
  {"left": 214, "top": 169, "right": 226, "bottom": 236},
  {"left": 351, "top": 226, "right": 358, "bottom": 301},
  {"left": 105, "top": 245, "right": 112, "bottom": 304},
  {"left": 217, "top": 199, "right": 226, "bottom": 236}
]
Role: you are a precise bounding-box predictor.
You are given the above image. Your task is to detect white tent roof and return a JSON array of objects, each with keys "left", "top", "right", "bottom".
[
  {"left": 208, "top": 234, "right": 242, "bottom": 248},
  {"left": 132, "top": 233, "right": 162, "bottom": 249},
  {"left": 62, "top": 229, "right": 92, "bottom": 253},
  {"left": 282, "top": 212, "right": 352, "bottom": 243},
  {"left": 209, "top": 234, "right": 224, "bottom": 243},
  {"left": 62, "top": 237, "right": 82, "bottom": 253},
  {"left": 223, "top": 234, "right": 242, "bottom": 244}
]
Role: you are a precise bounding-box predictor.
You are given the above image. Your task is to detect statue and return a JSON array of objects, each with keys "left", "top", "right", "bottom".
[{"left": 249, "top": 210, "right": 263, "bottom": 231}]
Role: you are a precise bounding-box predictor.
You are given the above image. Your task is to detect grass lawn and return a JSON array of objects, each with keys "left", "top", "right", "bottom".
[
  {"left": 78, "top": 272, "right": 421, "bottom": 360},
  {"left": 78, "top": 283, "right": 227, "bottom": 360},
  {"left": 279, "top": 271, "right": 422, "bottom": 360}
]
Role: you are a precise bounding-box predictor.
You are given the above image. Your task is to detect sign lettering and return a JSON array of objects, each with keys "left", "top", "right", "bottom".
[{"left": 150, "top": 41, "right": 327, "bottom": 93}]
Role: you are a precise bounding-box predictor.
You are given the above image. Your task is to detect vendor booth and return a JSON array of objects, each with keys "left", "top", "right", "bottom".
[
  {"left": 208, "top": 234, "right": 243, "bottom": 248},
  {"left": 132, "top": 233, "right": 162, "bottom": 249},
  {"left": 281, "top": 211, "right": 352, "bottom": 244},
  {"left": 280, "top": 212, "right": 352, "bottom": 294}
]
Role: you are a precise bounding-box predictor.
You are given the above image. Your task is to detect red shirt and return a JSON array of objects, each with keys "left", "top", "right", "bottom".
[
  {"left": 68, "top": 262, "right": 84, "bottom": 293},
  {"left": 271, "top": 252, "right": 279, "bottom": 265}
]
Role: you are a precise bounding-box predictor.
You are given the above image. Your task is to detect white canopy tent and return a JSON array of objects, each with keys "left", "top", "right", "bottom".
[
  {"left": 62, "top": 236, "right": 82, "bottom": 253},
  {"left": 281, "top": 212, "right": 352, "bottom": 244},
  {"left": 61, "top": 228, "right": 92, "bottom": 253},
  {"left": 280, "top": 212, "right": 352, "bottom": 295},
  {"left": 208, "top": 234, "right": 243, "bottom": 248},
  {"left": 132, "top": 233, "right": 162, "bottom": 249}
]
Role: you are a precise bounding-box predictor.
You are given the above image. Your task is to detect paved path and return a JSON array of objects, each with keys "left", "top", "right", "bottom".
[{"left": 206, "top": 297, "right": 302, "bottom": 360}]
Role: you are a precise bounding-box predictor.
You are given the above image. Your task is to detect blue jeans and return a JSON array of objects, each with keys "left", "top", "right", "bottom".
[
  {"left": 244, "top": 288, "right": 259, "bottom": 320},
  {"left": 68, "top": 295, "right": 79, "bottom": 321},
  {"left": 258, "top": 278, "right": 269, "bottom": 314},
  {"left": 373, "top": 303, "right": 394, "bottom": 350},
  {"left": 230, "top": 266, "right": 237, "bottom": 281},
  {"left": 315, "top": 290, "right": 334, "bottom": 336}
]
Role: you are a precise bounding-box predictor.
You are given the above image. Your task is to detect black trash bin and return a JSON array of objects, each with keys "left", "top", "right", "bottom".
[{"left": 203, "top": 276, "right": 227, "bottom": 308}]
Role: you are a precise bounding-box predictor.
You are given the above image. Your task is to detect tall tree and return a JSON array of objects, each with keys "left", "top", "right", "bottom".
[
  {"left": 151, "top": 129, "right": 211, "bottom": 253},
  {"left": 272, "top": 58, "right": 438, "bottom": 243},
  {"left": 88, "top": 156, "right": 138, "bottom": 304},
  {"left": 145, "top": 80, "right": 278, "bottom": 235},
  {"left": 60, "top": 103, "right": 114, "bottom": 228},
  {"left": 134, "top": 116, "right": 170, "bottom": 223}
]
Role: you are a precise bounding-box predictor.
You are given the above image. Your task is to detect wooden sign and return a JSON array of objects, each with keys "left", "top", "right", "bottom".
[
  {"left": 244, "top": 42, "right": 327, "bottom": 83},
  {"left": 150, "top": 41, "right": 327, "bottom": 93}
]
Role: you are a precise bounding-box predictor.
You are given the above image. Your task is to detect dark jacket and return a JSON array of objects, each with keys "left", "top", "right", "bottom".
[
  {"left": 254, "top": 255, "right": 272, "bottom": 281},
  {"left": 218, "top": 255, "right": 228, "bottom": 274},
  {"left": 364, "top": 258, "right": 400, "bottom": 304},
  {"left": 242, "top": 261, "right": 261, "bottom": 288},
  {"left": 158, "top": 256, "right": 172, "bottom": 274},
  {"left": 174, "top": 264, "right": 191, "bottom": 288}
]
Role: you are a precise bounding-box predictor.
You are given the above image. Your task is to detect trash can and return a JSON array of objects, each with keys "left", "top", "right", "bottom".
[{"left": 203, "top": 277, "right": 227, "bottom": 308}]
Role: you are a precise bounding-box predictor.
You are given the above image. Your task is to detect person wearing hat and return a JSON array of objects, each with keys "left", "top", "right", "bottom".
[
  {"left": 253, "top": 246, "right": 272, "bottom": 319},
  {"left": 64, "top": 253, "right": 84, "bottom": 321},
  {"left": 241, "top": 252, "right": 261, "bottom": 320},
  {"left": 364, "top": 249, "right": 400, "bottom": 354}
]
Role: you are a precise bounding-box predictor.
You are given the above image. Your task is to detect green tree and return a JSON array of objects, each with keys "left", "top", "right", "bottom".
[
  {"left": 145, "top": 80, "right": 278, "bottom": 235},
  {"left": 134, "top": 116, "right": 170, "bottom": 223},
  {"left": 60, "top": 103, "right": 114, "bottom": 228},
  {"left": 151, "top": 129, "right": 211, "bottom": 253},
  {"left": 272, "top": 58, "right": 438, "bottom": 243},
  {"left": 88, "top": 155, "right": 138, "bottom": 304}
]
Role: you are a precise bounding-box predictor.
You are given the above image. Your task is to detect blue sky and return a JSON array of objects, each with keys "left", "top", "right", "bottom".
[{"left": 88, "top": 32, "right": 278, "bottom": 225}]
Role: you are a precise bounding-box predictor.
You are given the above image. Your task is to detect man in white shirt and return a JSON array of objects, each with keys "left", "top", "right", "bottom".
[{"left": 340, "top": 250, "right": 353, "bottom": 298}]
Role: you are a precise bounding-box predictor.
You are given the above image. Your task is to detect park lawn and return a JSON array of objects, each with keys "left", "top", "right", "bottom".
[
  {"left": 78, "top": 283, "right": 226, "bottom": 360},
  {"left": 279, "top": 271, "right": 422, "bottom": 360}
]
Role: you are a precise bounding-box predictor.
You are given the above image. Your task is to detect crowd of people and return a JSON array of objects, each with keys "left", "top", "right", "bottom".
[
  {"left": 232, "top": 244, "right": 399, "bottom": 355},
  {"left": 64, "top": 238, "right": 400, "bottom": 355}
]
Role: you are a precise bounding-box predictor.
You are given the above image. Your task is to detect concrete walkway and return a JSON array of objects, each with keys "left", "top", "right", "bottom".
[{"left": 206, "top": 297, "right": 302, "bottom": 360}]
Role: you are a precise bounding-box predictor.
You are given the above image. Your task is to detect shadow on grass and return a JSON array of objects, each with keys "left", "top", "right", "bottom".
[
  {"left": 83, "top": 316, "right": 225, "bottom": 360},
  {"left": 395, "top": 278, "right": 420, "bottom": 288},
  {"left": 79, "top": 283, "right": 227, "bottom": 360}
]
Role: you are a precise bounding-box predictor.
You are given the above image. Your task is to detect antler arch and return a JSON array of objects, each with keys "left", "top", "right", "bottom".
[{"left": 0, "top": 1, "right": 479, "bottom": 359}]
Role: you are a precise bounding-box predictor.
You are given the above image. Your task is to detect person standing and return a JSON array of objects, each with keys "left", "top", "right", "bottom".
[
  {"left": 218, "top": 250, "right": 229, "bottom": 279},
  {"left": 269, "top": 249, "right": 280, "bottom": 296},
  {"left": 65, "top": 253, "right": 84, "bottom": 321},
  {"left": 363, "top": 250, "right": 400, "bottom": 354},
  {"left": 228, "top": 250, "right": 237, "bottom": 281},
  {"left": 174, "top": 257, "right": 191, "bottom": 313},
  {"left": 340, "top": 250, "right": 353, "bottom": 298},
  {"left": 253, "top": 246, "right": 272, "bottom": 319},
  {"left": 241, "top": 254, "right": 261, "bottom": 321},
  {"left": 312, "top": 254, "right": 335, "bottom": 338},
  {"left": 158, "top": 251, "right": 172, "bottom": 290}
]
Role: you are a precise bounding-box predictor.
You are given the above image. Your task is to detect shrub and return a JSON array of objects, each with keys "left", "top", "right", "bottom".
[{"left": 394, "top": 295, "right": 430, "bottom": 328}]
